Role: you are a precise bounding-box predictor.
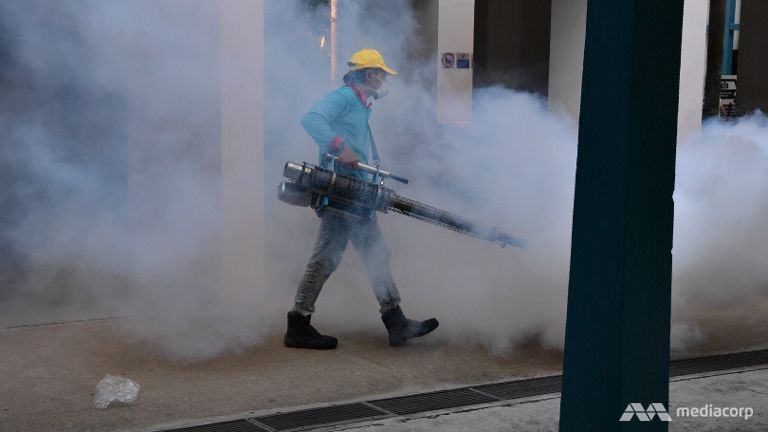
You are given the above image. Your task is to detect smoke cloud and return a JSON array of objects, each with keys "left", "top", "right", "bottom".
[
  {"left": 0, "top": 0, "right": 236, "bottom": 359},
  {"left": 671, "top": 114, "right": 768, "bottom": 353},
  {"left": 1, "top": 0, "right": 766, "bottom": 361}
]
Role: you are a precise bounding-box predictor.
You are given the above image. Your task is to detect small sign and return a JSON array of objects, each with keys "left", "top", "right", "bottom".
[
  {"left": 720, "top": 75, "right": 737, "bottom": 101},
  {"left": 441, "top": 52, "right": 455, "bottom": 69},
  {"left": 720, "top": 74, "right": 737, "bottom": 119},
  {"left": 456, "top": 53, "right": 471, "bottom": 69}
]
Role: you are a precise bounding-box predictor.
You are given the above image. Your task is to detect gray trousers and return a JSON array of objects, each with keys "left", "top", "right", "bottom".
[{"left": 293, "top": 211, "right": 401, "bottom": 315}]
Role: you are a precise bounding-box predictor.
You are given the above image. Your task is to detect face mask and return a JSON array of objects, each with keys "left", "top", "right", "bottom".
[
  {"left": 365, "top": 72, "right": 389, "bottom": 100},
  {"left": 370, "top": 86, "right": 389, "bottom": 100}
]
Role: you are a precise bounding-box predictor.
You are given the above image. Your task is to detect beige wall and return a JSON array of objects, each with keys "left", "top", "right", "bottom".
[
  {"left": 219, "top": 0, "right": 266, "bottom": 301},
  {"left": 677, "top": 0, "right": 709, "bottom": 141},
  {"left": 437, "top": 0, "right": 475, "bottom": 124},
  {"left": 547, "top": 0, "right": 587, "bottom": 122}
]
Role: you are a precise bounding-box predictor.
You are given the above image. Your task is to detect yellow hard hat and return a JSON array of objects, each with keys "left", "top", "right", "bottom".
[{"left": 347, "top": 48, "right": 398, "bottom": 75}]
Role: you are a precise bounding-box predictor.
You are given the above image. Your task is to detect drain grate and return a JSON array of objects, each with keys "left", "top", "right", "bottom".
[
  {"left": 670, "top": 349, "right": 768, "bottom": 377},
  {"left": 252, "top": 402, "right": 387, "bottom": 431},
  {"left": 369, "top": 388, "right": 499, "bottom": 416},
  {"left": 159, "top": 419, "right": 268, "bottom": 432},
  {"left": 474, "top": 375, "right": 562, "bottom": 400}
]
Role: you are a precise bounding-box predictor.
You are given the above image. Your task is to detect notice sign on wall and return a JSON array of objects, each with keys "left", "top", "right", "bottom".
[
  {"left": 456, "top": 53, "right": 471, "bottom": 69},
  {"left": 441, "top": 52, "right": 455, "bottom": 69},
  {"left": 441, "top": 52, "right": 472, "bottom": 69},
  {"left": 720, "top": 74, "right": 737, "bottom": 119}
]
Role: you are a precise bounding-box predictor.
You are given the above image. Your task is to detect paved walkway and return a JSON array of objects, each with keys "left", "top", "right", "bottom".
[
  {"left": 2, "top": 300, "right": 766, "bottom": 432},
  {"left": 0, "top": 319, "right": 560, "bottom": 432}
]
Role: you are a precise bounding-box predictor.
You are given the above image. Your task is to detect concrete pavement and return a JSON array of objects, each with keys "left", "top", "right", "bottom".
[
  {"left": 0, "top": 319, "right": 560, "bottom": 432},
  {"left": 2, "top": 299, "right": 767, "bottom": 432}
]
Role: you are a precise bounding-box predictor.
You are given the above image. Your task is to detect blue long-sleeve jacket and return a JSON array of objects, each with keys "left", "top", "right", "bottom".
[{"left": 301, "top": 86, "right": 374, "bottom": 180}]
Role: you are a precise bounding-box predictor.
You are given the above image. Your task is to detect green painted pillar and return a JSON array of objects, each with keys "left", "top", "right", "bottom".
[{"left": 558, "top": 1, "right": 684, "bottom": 431}]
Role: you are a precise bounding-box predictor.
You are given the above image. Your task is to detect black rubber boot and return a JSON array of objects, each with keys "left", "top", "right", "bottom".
[
  {"left": 283, "top": 311, "right": 338, "bottom": 350},
  {"left": 381, "top": 306, "right": 439, "bottom": 346}
]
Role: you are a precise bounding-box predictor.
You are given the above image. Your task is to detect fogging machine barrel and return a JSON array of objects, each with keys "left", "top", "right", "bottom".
[{"left": 280, "top": 161, "right": 526, "bottom": 249}]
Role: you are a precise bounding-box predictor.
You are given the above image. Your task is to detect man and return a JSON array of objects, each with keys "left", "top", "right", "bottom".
[{"left": 284, "top": 48, "right": 439, "bottom": 350}]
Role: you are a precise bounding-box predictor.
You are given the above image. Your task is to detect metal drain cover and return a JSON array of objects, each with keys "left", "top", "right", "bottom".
[
  {"left": 369, "top": 388, "right": 498, "bottom": 416},
  {"left": 670, "top": 349, "right": 768, "bottom": 377},
  {"left": 160, "top": 419, "right": 268, "bottom": 432},
  {"left": 252, "top": 402, "right": 387, "bottom": 431},
  {"left": 474, "top": 375, "right": 562, "bottom": 400}
]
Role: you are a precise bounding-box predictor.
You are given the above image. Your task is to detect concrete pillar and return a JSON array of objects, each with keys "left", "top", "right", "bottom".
[
  {"left": 219, "top": 0, "right": 266, "bottom": 301},
  {"left": 547, "top": 0, "right": 587, "bottom": 122},
  {"left": 437, "top": 0, "right": 475, "bottom": 124},
  {"left": 559, "top": 0, "right": 684, "bottom": 430},
  {"left": 735, "top": 0, "right": 768, "bottom": 114},
  {"left": 677, "top": 0, "right": 709, "bottom": 140}
]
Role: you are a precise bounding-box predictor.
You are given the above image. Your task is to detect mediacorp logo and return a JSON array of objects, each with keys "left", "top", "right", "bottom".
[
  {"left": 619, "top": 403, "right": 672, "bottom": 422},
  {"left": 620, "top": 402, "right": 755, "bottom": 422}
]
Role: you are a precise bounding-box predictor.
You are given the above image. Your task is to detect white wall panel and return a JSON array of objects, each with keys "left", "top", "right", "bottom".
[{"left": 437, "top": 0, "right": 475, "bottom": 124}]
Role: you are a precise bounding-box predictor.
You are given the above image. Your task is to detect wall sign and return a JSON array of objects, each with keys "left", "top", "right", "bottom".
[
  {"left": 441, "top": 52, "right": 455, "bottom": 69},
  {"left": 456, "top": 53, "right": 471, "bottom": 69}
]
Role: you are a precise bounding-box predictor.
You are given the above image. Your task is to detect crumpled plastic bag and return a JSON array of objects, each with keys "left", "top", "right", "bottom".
[{"left": 94, "top": 374, "right": 140, "bottom": 409}]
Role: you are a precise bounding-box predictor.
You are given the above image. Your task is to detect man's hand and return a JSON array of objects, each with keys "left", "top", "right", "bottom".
[{"left": 338, "top": 146, "right": 359, "bottom": 168}]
